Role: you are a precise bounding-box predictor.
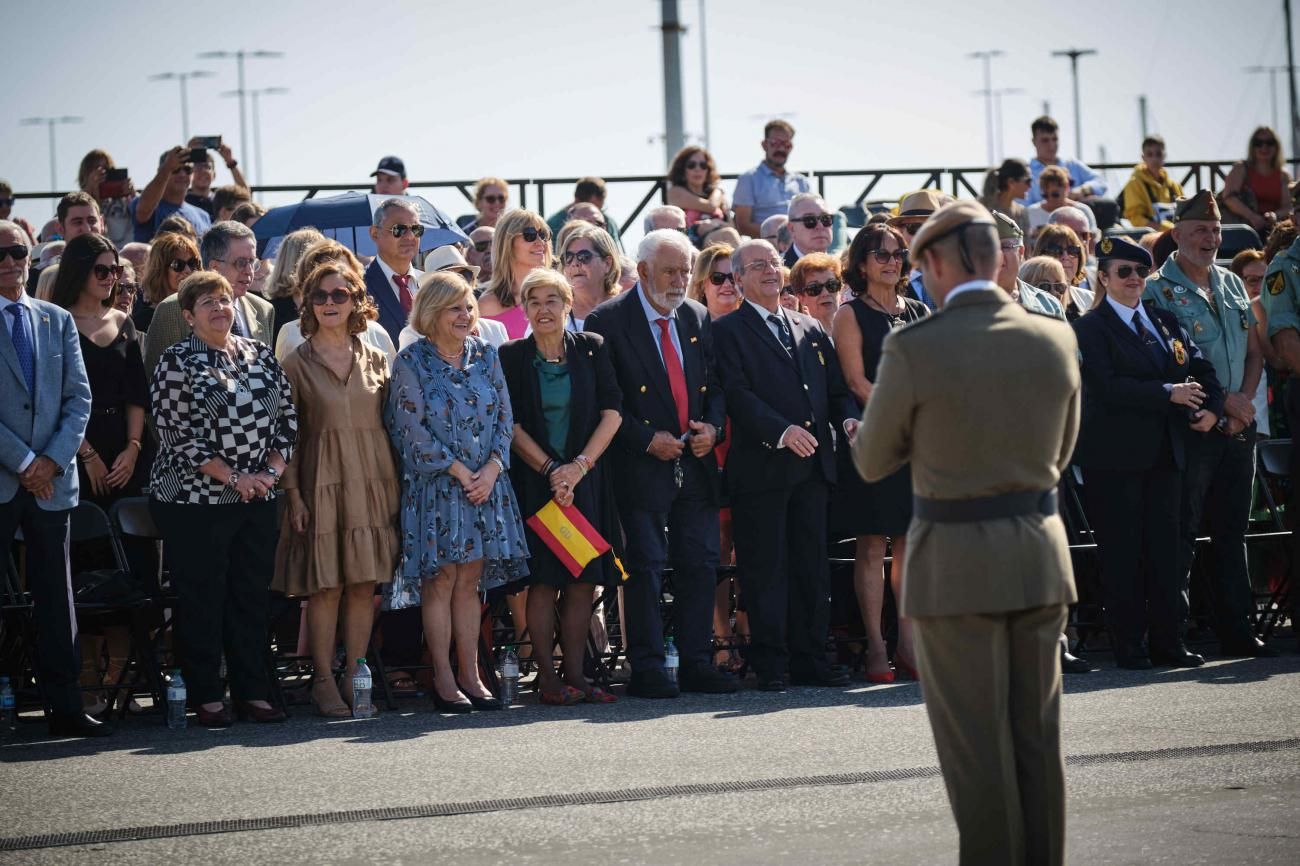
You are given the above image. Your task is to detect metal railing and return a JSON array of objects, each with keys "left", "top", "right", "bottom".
[{"left": 10, "top": 160, "right": 1238, "bottom": 242}]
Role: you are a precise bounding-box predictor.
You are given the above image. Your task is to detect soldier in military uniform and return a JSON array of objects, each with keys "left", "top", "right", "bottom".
[
  {"left": 855, "top": 200, "right": 1079, "bottom": 866},
  {"left": 1145, "top": 190, "right": 1276, "bottom": 658},
  {"left": 993, "top": 211, "right": 1066, "bottom": 319}
]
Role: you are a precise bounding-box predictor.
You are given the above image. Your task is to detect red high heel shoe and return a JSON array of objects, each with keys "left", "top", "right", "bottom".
[
  {"left": 893, "top": 655, "right": 920, "bottom": 683},
  {"left": 865, "top": 669, "right": 896, "bottom": 684}
]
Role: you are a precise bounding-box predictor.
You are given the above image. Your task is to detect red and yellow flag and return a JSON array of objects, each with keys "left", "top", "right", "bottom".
[{"left": 525, "top": 500, "right": 626, "bottom": 581}]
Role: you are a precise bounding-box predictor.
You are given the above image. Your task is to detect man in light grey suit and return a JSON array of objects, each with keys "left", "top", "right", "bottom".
[
  {"left": 143, "top": 220, "right": 275, "bottom": 374},
  {"left": 0, "top": 220, "right": 108, "bottom": 737}
]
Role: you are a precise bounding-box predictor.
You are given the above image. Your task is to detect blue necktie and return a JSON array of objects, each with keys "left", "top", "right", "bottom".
[
  {"left": 767, "top": 313, "right": 795, "bottom": 355},
  {"left": 7, "top": 302, "right": 34, "bottom": 395}
]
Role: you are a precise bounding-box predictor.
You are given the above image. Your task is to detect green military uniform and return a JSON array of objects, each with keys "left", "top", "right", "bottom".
[
  {"left": 1262, "top": 234, "right": 1300, "bottom": 340},
  {"left": 993, "top": 210, "right": 1066, "bottom": 320},
  {"left": 1144, "top": 254, "right": 1255, "bottom": 394}
]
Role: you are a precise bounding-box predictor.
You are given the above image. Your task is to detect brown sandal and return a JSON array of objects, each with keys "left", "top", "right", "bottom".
[{"left": 311, "top": 675, "right": 351, "bottom": 718}]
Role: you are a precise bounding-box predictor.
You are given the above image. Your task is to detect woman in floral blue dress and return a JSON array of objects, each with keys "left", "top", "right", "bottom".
[{"left": 385, "top": 272, "right": 529, "bottom": 712}]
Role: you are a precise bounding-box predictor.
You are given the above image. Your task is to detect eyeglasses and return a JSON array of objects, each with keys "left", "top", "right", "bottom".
[
  {"left": 742, "top": 259, "right": 781, "bottom": 274},
  {"left": 310, "top": 288, "right": 352, "bottom": 306},
  {"left": 708, "top": 271, "right": 735, "bottom": 286},
  {"left": 1252, "top": 138, "right": 1278, "bottom": 148},
  {"left": 92, "top": 264, "right": 125, "bottom": 281},
  {"left": 387, "top": 224, "right": 425, "bottom": 238},
  {"left": 195, "top": 294, "right": 234, "bottom": 310},
  {"left": 791, "top": 213, "right": 834, "bottom": 229},
  {"left": 482, "top": 194, "right": 506, "bottom": 205},
  {"left": 520, "top": 226, "right": 551, "bottom": 243},
  {"left": 562, "top": 250, "right": 597, "bottom": 266},
  {"left": 1042, "top": 244, "right": 1082, "bottom": 259},
  {"left": 213, "top": 256, "right": 259, "bottom": 272},
  {"left": 472, "top": 240, "right": 491, "bottom": 253},
  {"left": 0, "top": 245, "right": 29, "bottom": 262},
  {"left": 169, "top": 257, "right": 200, "bottom": 274},
  {"left": 800, "top": 277, "right": 842, "bottom": 296},
  {"left": 1113, "top": 264, "right": 1151, "bottom": 279},
  {"left": 900, "top": 222, "right": 922, "bottom": 236},
  {"left": 685, "top": 160, "right": 708, "bottom": 170},
  {"left": 1035, "top": 281, "right": 1069, "bottom": 294},
  {"left": 869, "top": 249, "right": 908, "bottom": 264}
]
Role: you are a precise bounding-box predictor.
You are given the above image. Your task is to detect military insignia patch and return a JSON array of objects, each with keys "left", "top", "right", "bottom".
[
  {"left": 1172, "top": 339, "right": 1187, "bottom": 365},
  {"left": 1099, "top": 238, "right": 1113, "bottom": 255},
  {"left": 1173, "top": 285, "right": 1187, "bottom": 294},
  {"left": 1269, "top": 271, "right": 1286, "bottom": 295},
  {"left": 1162, "top": 286, "right": 1175, "bottom": 302}
]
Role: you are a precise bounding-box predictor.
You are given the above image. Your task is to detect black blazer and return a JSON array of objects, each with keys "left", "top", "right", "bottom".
[
  {"left": 583, "top": 286, "right": 726, "bottom": 512},
  {"left": 712, "top": 302, "right": 857, "bottom": 494},
  {"left": 782, "top": 245, "right": 801, "bottom": 268},
  {"left": 364, "top": 259, "right": 407, "bottom": 346},
  {"left": 1071, "top": 299, "right": 1225, "bottom": 472}
]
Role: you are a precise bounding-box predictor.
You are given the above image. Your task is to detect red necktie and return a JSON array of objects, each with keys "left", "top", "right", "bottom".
[
  {"left": 393, "top": 273, "right": 413, "bottom": 315},
  {"left": 655, "top": 318, "right": 689, "bottom": 434}
]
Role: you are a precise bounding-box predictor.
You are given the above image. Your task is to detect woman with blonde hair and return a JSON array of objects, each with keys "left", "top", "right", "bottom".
[
  {"left": 385, "top": 272, "right": 530, "bottom": 710},
  {"left": 458, "top": 176, "right": 510, "bottom": 232},
  {"left": 1019, "top": 255, "right": 1085, "bottom": 321},
  {"left": 687, "top": 243, "right": 739, "bottom": 315},
  {"left": 263, "top": 227, "right": 326, "bottom": 340},
  {"left": 1223, "top": 126, "right": 1294, "bottom": 233},
  {"left": 477, "top": 210, "right": 554, "bottom": 339},
  {"left": 558, "top": 223, "right": 621, "bottom": 327},
  {"left": 135, "top": 232, "right": 200, "bottom": 332}
]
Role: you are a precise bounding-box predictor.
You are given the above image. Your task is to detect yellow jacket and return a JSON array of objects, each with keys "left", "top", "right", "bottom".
[{"left": 1122, "top": 164, "right": 1184, "bottom": 227}]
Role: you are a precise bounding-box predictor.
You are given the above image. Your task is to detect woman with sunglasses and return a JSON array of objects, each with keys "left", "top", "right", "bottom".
[
  {"left": 979, "top": 157, "right": 1033, "bottom": 237},
  {"left": 113, "top": 262, "right": 139, "bottom": 317},
  {"left": 457, "top": 177, "right": 510, "bottom": 232},
  {"left": 667, "top": 146, "right": 733, "bottom": 247},
  {"left": 274, "top": 238, "right": 397, "bottom": 364},
  {"left": 272, "top": 263, "right": 399, "bottom": 717},
  {"left": 559, "top": 223, "right": 621, "bottom": 328},
  {"left": 831, "top": 224, "right": 928, "bottom": 683},
  {"left": 1020, "top": 256, "right": 1083, "bottom": 321},
  {"left": 789, "top": 252, "right": 843, "bottom": 336},
  {"left": 478, "top": 210, "right": 554, "bottom": 339},
  {"left": 1033, "top": 224, "right": 1094, "bottom": 305},
  {"left": 1223, "top": 126, "right": 1294, "bottom": 234},
  {"left": 135, "top": 231, "right": 200, "bottom": 334}
]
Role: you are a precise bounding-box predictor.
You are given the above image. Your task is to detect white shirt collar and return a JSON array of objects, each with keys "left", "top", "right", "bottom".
[
  {"left": 2, "top": 289, "right": 31, "bottom": 309},
  {"left": 1105, "top": 293, "right": 1154, "bottom": 328},
  {"left": 746, "top": 297, "right": 784, "bottom": 322},
  {"left": 636, "top": 283, "right": 676, "bottom": 323},
  {"left": 944, "top": 279, "right": 998, "bottom": 304},
  {"left": 375, "top": 256, "right": 419, "bottom": 284}
]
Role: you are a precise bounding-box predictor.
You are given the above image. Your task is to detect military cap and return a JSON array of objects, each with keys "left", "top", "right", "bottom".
[
  {"left": 993, "top": 211, "right": 1023, "bottom": 241},
  {"left": 1096, "top": 234, "right": 1153, "bottom": 267},
  {"left": 909, "top": 200, "right": 997, "bottom": 260},
  {"left": 889, "top": 189, "right": 951, "bottom": 225},
  {"left": 1174, "top": 189, "right": 1221, "bottom": 223}
]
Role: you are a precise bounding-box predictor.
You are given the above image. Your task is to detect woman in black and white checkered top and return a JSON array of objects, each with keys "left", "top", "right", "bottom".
[{"left": 149, "top": 271, "right": 297, "bottom": 728}]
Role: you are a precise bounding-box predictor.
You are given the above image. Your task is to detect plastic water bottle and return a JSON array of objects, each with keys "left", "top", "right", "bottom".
[
  {"left": 664, "top": 637, "right": 680, "bottom": 684},
  {"left": 498, "top": 645, "right": 519, "bottom": 707},
  {"left": 351, "top": 658, "right": 375, "bottom": 719},
  {"left": 0, "top": 677, "right": 16, "bottom": 739},
  {"left": 166, "top": 669, "right": 187, "bottom": 730}
]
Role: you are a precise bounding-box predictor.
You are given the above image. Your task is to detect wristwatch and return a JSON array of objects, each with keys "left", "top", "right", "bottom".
[
  {"left": 265, "top": 465, "right": 280, "bottom": 484},
  {"left": 227, "top": 471, "right": 241, "bottom": 490}
]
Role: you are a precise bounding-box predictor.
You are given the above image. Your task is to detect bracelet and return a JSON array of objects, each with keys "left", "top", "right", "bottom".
[
  {"left": 574, "top": 454, "right": 593, "bottom": 473},
  {"left": 77, "top": 448, "right": 98, "bottom": 463},
  {"left": 226, "top": 160, "right": 238, "bottom": 169},
  {"left": 127, "top": 439, "right": 142, "bottom": 452},
  {"left": 227, "top": 471, "right": 241, "bottom": 490},
  {"left": 490, "top": 455, "right": 506, "bottom": 474},
  {"left": 541, "top": 458, "right": 556, "bottom": 476}
]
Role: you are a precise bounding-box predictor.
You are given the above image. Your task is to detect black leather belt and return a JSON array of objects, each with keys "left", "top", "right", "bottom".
[{"left": 913, "top": 489, "right": 1057, "bottom": 523}]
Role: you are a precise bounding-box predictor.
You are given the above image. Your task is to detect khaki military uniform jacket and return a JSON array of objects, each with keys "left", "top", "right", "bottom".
[{"left": 853, "top": 284, "right": 1080, "bottom": 618}]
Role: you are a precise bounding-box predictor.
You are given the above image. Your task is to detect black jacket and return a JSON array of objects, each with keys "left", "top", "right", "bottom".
[
  {"left": 583, "top": 286, "right": 726, "bottom": 512},
  {"left": 1071, "top": 299, "right": 1224, "bottom": 472},
  {"left": 712, "top": 302, "right": 857, "bottom": 494}
]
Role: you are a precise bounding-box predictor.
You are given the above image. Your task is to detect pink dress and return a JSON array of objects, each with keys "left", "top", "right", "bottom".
[{"left": 486, "top": 305, "right": 530, "bottom": 340}]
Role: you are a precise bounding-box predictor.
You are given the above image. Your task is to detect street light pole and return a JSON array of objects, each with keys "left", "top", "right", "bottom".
[
  {"left": 198, "top": 49, "right": 284, "bottom": 180},
  {"left": 149, "top": 70, "right": 215, "bottom": 140},
  {"left": 223, "top": 87, "right": 288, "bottom": 189},
  {"left": 1245, "top": 65, "right": 1287, "bottom": 132},
  {"left": 1051, "top": 48, "right": 1097, "bottom": 157},
  {"left": 19, "top": 116, "right": 82, "bottom": 190},
  {"left": 968, "top": 50, "right": 1004, "bottom": 165},
  {"left": 698, "top": 0, "right": 711, "bottom": 148},
  {"left": 659, "top": 0, "right": 686, "bottom": 165}
]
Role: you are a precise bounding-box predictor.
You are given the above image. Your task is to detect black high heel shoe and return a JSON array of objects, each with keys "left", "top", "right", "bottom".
[{"left": 431, "top": 691, "right": 473, "bottom": 713}]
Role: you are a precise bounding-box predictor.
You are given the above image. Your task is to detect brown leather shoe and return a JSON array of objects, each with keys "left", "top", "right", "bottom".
[
  {"left": 233, "top": 701, "right": 287, "bottom": 723},
  {"left": 195, "top": 704, "right": 232, "bottom": 728}
]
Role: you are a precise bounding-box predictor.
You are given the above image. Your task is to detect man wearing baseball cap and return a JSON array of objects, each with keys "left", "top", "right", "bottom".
[{"left": 371, "top": 156, "right": 408, "bottom": 196}]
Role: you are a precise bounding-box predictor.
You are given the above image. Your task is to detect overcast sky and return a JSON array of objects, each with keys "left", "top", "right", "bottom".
[{"left": 1, "top": 0, "right": 1292, "bottom": 229}]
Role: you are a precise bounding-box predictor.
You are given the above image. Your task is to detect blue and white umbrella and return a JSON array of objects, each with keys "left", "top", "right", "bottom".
[{"left": 253, "top": 191, "right": 468, "bottom": 259}]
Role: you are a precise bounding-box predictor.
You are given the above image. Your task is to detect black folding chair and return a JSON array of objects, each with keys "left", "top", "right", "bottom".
[{"left": 1254, "top": 439, "right": 1293, "bottom": 639}]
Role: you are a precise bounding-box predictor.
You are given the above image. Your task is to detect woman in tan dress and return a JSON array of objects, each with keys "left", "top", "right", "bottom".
[{"left": 273, "top": 262, "right": 401, "bottom": 717}]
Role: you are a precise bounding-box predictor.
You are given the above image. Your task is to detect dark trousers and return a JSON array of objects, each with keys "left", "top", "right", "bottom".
[
  {"left": 0, "top": 489, "right": 80, "bottom": 717},
  {"left": 731, "top": 474, "right": 831, "bottom": 679},
  {"left": 1084, "top": 465, "right": 1183, "bottom": 654},
  {"left": 1179, "top": 427, "right": 1258, "bottom": 645},
  {"left": 619, "top": 459, "right": 720, "bottom": 673},
  {"left": 150, "top": 498, "right": 278, "bottom": 705},
  {"left": 1286, "top": 382, "right": 1300, "bottom": 628}
]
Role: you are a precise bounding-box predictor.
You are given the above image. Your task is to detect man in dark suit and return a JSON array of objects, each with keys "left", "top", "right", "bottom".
[
  {"left": 366, "top": 198, "right": 424, "bottom": 345},
  {"left": 781, "top": 193, "right": 834, "bottom": 268},
  {"left": 584, "top": 230, "right": 736, "bottom": 698},
  {"left": 1073, "top": 235, "right": 1224, "bottom": 669},
  {"left": 712, "top": 239, "right": 858, "bottom": 691},
  {"left": 0, "top": 219, "right": 108, "bottom": 737}
]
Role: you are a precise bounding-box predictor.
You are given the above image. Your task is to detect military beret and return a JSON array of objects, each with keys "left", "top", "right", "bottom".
[
  {"left": 1174, "top": 189, "right": 1221, "bottom": 223},
  {"left": 909, "top": 200, "right": 997, "bottom": 260},
  {"left": 1096, "top": 234, "right": 1153, "bottom": 267},
  {"left": 993, "top": 211, "right": 1023, "bottom": 241}
]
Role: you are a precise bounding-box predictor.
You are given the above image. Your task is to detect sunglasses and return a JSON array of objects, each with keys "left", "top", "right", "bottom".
[
  {"left": 1252, "top": 138, "right": 1278, "bottom": 148},
  {"left": 482, "top": 194, "right": 506, "bottom": 205},
  {"left": 1113, "top": 264, "right": 1151, "bottom": 279},
  {"left": 1035, "top": 281, "right": 1069, "bottom": 294},
  {"left": 444, "top": 267, "right": 476, "bottom": 283},
  {"left": 1042, "top": 244, "right": 1082, "bottom": 259},
  {"left": 169, "top": 257, "right": 200, "bottom": 273},
  {"left": 869, "top": 249, "right": 908, "bottom": 264},
  {"left": 388, "top": 224, "right": 425, "bottom": 238},
  {"left": 0, "top": 245, "right": 29, "bottom": 262},
  {"left": 117, "top": 281, "right": 139, "bottom": 294},
  {"left": 685, "top": 160, "right": 708, "bottom": 170},
  {"left": 780, "top": 286, "right": 795, "bottom": 296},
  {"left": 521, "top": 227, "right": 551, "bottom": 243},
  {"left": 92, "top": 264, "right": 125, "bottom": 281},
  {"left": 310, "top": 288, "right": 353, "bottom": 306},
  {"left": 0, "top": 197, "right": 14, "bottom": 207},
  {"left": 562, "top": 249, "right": 598, "bottom": 266},
  {"left": 472, "top": 240, "right": 491, "bottom": 253},
  {"left": 708, "top": 271, "right": 735, "bottom": 286},
  {"left": 791, "top": 213, "right": 834, "bottom": 229},
  {"left": 800, "top": 277, "right": 842, "bottom": 296},
  {"left": 900, "top": 222, "right": 922, "bottom": 235}
]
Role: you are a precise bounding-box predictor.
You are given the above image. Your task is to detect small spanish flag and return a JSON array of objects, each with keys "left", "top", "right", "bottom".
[{"left": 526, "top": 500, "right": 626, "bottom": 581}]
